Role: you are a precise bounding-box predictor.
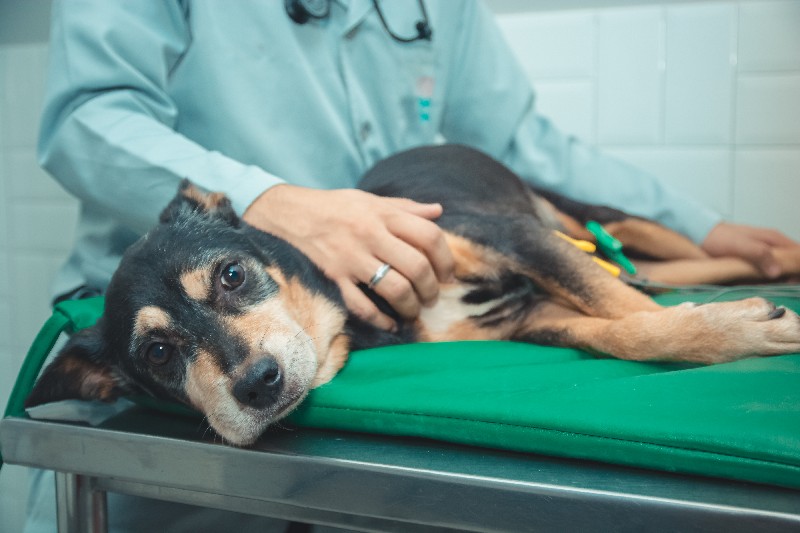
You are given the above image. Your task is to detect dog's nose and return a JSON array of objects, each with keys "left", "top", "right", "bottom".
[{"left": 232, "top": 357, "right": 283, "bottom": 409}]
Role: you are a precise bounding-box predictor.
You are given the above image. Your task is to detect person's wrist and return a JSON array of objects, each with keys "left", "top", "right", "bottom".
[{"left": 243, "top": 183, "right": 299, "bottom": 235}]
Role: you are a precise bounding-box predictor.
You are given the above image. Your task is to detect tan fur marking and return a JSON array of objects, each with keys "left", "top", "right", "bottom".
[
  {"left": 79, "top": 370, "right": 118, "bottom": 401},
  {"left": 182, "top": 184, "right": 229, "bottom": 212},
  {"left": 224, "top": 299, "right": 297, "bottom": 365},
  {"left": 445, "top": 231, "right": 659, "bottom": 322},
  {"left": 311, "top": 334, "right": 350, "bottom": 388},
  {"left": 529, "top": 236, "right": 661, "bottom": 318},
  {"left": 180, "top": 268, "right": 211, "bottom": 301},
  {"left": 133, "top": 306, "right": 172, "bottom": 337},
  {"left": 279, "top": 274, "right": 348, "bottom": 368},
  {"left": 185, "top": 349, "right": 225, "bottom": 412},
  {"left": 444, "top": 232, "right": 513, "bottom": 279},
  {"left": 56, "top": 355, "right": 119, "bottom": 401}
]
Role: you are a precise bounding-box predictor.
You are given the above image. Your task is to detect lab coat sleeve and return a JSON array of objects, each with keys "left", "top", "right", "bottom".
[
  {"left": 440, "top": 0, "right": 722, "bottom": 244},
  {"left": 37, "top": 0, "right": 282, "bottom": 235}
]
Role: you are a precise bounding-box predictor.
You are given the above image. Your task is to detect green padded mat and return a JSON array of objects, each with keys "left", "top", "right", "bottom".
[{"left": 4, "top": 290, "right": 800, "bottom": 489}]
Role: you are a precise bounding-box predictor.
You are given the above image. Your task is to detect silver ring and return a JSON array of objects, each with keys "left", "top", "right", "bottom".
[{"left": 368, "top": 263, "right": 392, "bottom": 289}]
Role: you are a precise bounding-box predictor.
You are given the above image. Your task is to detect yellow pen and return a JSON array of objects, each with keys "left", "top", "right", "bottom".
[{"left": 553, "top": 231, "right": 621, "bottom": 277}]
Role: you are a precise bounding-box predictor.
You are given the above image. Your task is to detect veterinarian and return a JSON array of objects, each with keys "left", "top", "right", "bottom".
[{"left": 25, "top": 1, "right": 799, "bottom": 532}]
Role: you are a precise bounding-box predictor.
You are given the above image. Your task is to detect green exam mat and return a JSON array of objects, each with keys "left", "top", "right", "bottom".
[{"left": 4, "top": 289, "right": 800, "bottom": 489}]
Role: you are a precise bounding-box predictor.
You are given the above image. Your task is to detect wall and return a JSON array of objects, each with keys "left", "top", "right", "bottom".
[
  {"left": 0, "top": 1, "right": 799, "bottom": 531},
  {"left": 494, "top": 1, "right": 800, "bottom": 228}
]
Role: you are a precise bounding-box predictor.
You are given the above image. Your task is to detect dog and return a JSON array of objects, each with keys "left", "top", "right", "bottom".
[{"left": 26, "top": 144, "right": 800, "bottom": 445}]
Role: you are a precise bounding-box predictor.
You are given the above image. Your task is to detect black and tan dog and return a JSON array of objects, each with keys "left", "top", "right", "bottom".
[{"left": 26, "top": 145, "right": 800, "bottom": 445}]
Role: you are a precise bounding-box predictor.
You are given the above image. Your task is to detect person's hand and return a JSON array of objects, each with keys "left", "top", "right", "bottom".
[
  {"left": 701, "top": 222, "right": 799, "bottom": 279},
  {"left": 243, "top": 184, "right": 454, "bottom": 330}
]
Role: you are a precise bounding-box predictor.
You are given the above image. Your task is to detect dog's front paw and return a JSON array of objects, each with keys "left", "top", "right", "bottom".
[{"left": 694, "top": 297, "right": 800, "bottom": 362}]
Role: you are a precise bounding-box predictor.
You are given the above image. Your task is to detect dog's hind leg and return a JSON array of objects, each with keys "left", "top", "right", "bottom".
[
  {"left": 533, "top": 188, "right": 708, "bottom": 261},
  {"left": 514, "top": 298, "right": 800, "bottom": 364},
  {"left": 442, "top": 221, "right": 661, "bottom": 320},
  {"left": 528, "top": 194, "right": 800, "bottom": 286}
]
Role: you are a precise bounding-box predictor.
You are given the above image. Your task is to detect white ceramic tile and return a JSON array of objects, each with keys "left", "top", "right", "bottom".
[
  {"left": 738, "top": 0, "right": 800, "bottom": 72},
  {"left": 8, "top": 253, "right": 64, "bottom": 349},
  {"left": 4, "top": 147, "right": 71, "bottom": 201},
  {"left": 496, "top": 11, "right": 595, "bottom": 79},
  {"left": 1, "top": 43, "right": 48, "bottom": 148},
  {"left": 736, "top": 74, "right": 800, "bottom": 144},
  {"left": 734, "top": 150, "right": 800, "bottom": 240},
  {"left": 533, "top": 80, "right": 595, "bottom": 142},
  {"left": 597, "top": 7, "right": 664, "bottom": 144},
  {"left": 9, "top": 201, "right": 79, "bottom": 252},
  {"left": 664, "top": 3, "right": 735, "bottom": 144},
  {"left": 604, "top": 147, "right": 732, "bottom": 217}
]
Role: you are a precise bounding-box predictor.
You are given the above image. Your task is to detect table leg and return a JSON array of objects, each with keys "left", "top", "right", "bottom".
[{"left": 55, "top": 472, "right": 108, "bottom": 533}]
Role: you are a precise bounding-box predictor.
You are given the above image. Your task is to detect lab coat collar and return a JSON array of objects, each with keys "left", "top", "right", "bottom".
[{"left": 337, "top": 0, "right": 374, "bottom": 37}]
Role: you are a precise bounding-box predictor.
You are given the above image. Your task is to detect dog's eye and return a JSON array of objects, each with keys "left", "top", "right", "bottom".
[
  {"left": 145, "top": 342, "right": 174, "bottom": 366},
  {"left": 221, "top": 262, "right": 246, "bottom": 290}
]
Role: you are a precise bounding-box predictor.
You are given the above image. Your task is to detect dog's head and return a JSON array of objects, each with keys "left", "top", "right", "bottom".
[{"left": 26, "top": 181, "right": 350, "bottom": 445}]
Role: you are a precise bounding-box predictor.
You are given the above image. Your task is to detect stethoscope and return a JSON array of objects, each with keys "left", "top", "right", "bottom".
[{"left": 286, "top": 0, "right": 433, "bottom": 42}]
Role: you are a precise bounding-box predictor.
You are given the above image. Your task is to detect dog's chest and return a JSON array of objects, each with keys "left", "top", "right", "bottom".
[{"left": 417, "top": 281, "right": 532, "bottom": 341}]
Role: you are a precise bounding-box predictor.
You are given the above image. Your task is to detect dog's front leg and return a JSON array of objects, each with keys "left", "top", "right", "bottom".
[{"left": 515, "top": 298, "right": 800, "bottom": 364}]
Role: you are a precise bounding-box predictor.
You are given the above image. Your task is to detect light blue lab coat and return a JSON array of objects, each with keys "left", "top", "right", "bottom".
[{"left": 38, "top": 0, "right": 720, "bottom": 299}]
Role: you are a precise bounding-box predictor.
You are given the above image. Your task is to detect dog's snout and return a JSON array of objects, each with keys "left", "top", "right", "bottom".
[{"left": 232, "top": 357, "right": 283, "bottom": 409}]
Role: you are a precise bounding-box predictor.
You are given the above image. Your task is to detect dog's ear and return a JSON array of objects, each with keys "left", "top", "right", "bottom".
[
  {"left": 25, "top": 325, "right": 130, "bottom": 408},
  {"left": 160, "top": 179, "right": 240, "bottom": 227}
]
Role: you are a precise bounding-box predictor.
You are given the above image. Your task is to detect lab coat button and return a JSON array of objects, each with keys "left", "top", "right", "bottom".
[{"left": 359, "top": 121, "right": 372, "bottom": 141}]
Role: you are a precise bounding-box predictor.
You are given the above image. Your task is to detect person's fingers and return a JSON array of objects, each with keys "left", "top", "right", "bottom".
[
  {"left": 383, "top": 197, "right": 443, "bottom": 220},
  {"left": 338, "top": 281, "right": 396, "bottom": 331},
  {"left": 386, "top": 213, "right": 455, "bottom": 284},
  {"left": 733, "top": 236, "right": 781, "bottom": 279},
  {"left": 244, "top": 187, "right": 454, "bottom": 322},
  {"left": 362, "top": 260, "right": 422, "bottom": 319},
  {"left": 754, "top": 248, "right": 782, "bottom": 279},
  {"left": 371, "top": 235, "right": 438, "bottom": 305},
  {"left": 746, "top": 227, "right": 797, "bottom": 248}
]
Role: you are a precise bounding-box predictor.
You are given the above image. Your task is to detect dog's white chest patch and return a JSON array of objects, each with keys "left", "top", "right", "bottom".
[{"left": 419, "top": 283, "right": 503, "bottom": 335}]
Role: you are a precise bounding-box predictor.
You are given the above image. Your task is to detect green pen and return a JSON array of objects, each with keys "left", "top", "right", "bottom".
[{"left": 585, "top": 220, "right": 637, "bottom": 275}]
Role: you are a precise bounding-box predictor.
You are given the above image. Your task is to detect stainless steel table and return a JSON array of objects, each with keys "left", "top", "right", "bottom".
[{"left": 2, "top": 407, "right": 800, "bottom": 532}]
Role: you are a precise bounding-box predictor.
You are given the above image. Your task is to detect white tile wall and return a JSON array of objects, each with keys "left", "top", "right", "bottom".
[
  {"left": 736, "top": 74, "right": 800, "bottom": 144},
  {"left": 596, "top": 7, "right": 664, "bottom": 144},
  {"left": 738, "top": 0, "right": 800, "bottom": 72},
  {"left": 0, "top": 2, "right": 799, "bottom": 532},
  {"left": 496, "top": 0, "right": 800, "bottom": 241},
  {"left": 664, "top": 3, "right": 736, "bottom": 144},
  {"left": 1, "top": 43, "right": 65, "bottom": 533},
  {"left": 734, "top": 150, "right": 800, "bottom": 238}
]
